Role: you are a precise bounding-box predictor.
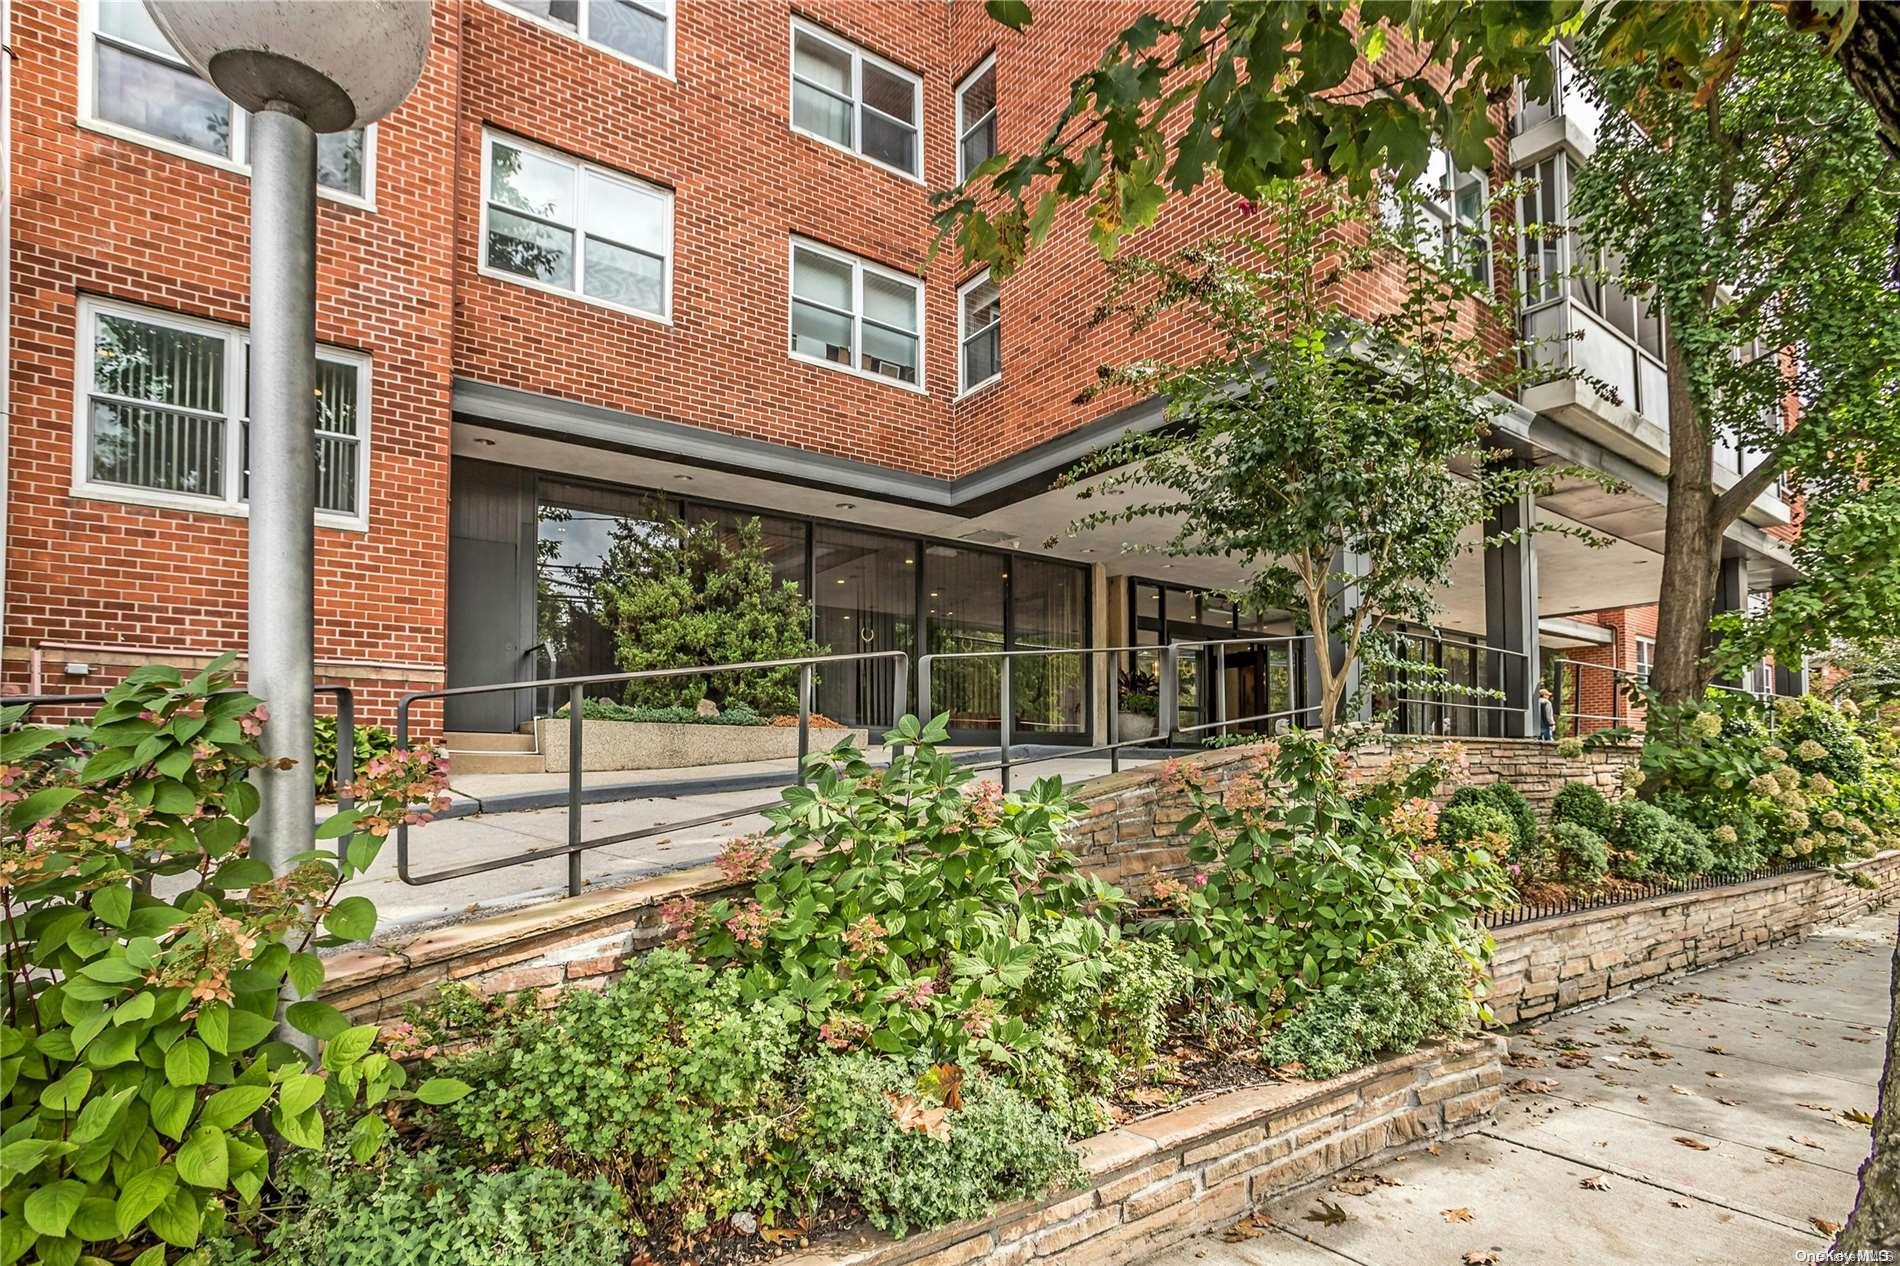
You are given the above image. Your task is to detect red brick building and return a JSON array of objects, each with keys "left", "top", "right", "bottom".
[{"left": 1, "top": 2, "right": 1800, "bottom": 745}]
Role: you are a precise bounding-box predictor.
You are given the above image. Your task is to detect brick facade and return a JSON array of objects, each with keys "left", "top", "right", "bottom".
[{"left": 4, "top": 1, "right": 1526, "bottom": 726}]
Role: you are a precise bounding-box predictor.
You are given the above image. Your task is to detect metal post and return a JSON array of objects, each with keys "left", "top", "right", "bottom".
[
  {"left": 332, "top": 688, "right": 355, "bottom": 862},
  {"left": 567, "top": 683, "right": 583, "bottom": 897},
  {"left": 890, "top": 655, "right": 908, "bottom": 760},
  {"left": 1215, "top": 643, "right": 1227, "bottom": 742},
  {"left": 1158, "top": 646, "right": 1179, "bottom": 747},
  {"left": 1108, "top": 650, "right": 1120, "bottom": 774},
  {"left": 796, "top": 662, "right": 812, "bottom": 784},
  {"left": 247, "top": 104, "right": 318, "bottom": 1054},
  {"left": 998, "top": 656, "right": 1013, "bottom": 793}
]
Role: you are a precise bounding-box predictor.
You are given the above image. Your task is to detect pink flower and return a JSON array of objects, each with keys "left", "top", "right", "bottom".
[{"left": 886, "top": 977, "right": 938, "bottom": 1008}]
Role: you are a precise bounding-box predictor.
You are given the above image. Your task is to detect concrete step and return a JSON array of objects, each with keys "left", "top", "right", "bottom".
[
  {"left": 445, "top": 749, "right": 546, "bottom": 776},
  {"left": 443, "top": 730, "right": 537, "bottom": 752}
]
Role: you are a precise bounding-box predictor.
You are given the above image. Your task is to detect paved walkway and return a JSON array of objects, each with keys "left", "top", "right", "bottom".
[
  {"left": 345, "top": 749, "right": 1170, "bottom": 935},
  {"left": 1145, "top": 911, "right": 1896, "bottom": 1266}
]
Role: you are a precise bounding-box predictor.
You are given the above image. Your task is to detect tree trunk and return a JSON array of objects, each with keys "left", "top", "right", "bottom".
[
  {"left": 1648, "top": 336, "right": 1722, "bottom": 706},
  {"left": 1834, "top": 910, "right": 1900, "bottom": 1253},
  {"left": 1825, "top": 0, "right": 1900, "bottom": 161}
]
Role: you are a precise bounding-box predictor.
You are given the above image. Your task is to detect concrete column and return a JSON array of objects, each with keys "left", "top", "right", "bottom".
[
  {"left": 1713, "top": 555, "right": 1749, "bottom": 688},
  {"left": 1484, "top": 467, "right": 1541, "bottom": 738},
  {"left": 1302, "top": 549, "right": 1372, "bottom": 729}
]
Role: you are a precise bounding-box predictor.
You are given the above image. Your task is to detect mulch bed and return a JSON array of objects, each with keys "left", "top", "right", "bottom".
[
  {"left": 634, "top": 1201, "right": 861, "bottom": 1266},
  {"left": 1107, "top": 1042, "right": 1282, "bottom": 1123}
]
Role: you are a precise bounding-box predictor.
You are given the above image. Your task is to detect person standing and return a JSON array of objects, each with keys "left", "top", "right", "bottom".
[{"left": 1537, "top": 685, "right": 1556, "bottom": 742}]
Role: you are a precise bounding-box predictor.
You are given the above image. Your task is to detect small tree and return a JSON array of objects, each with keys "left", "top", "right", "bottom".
[
  {"left": 593, "top": 516, "right": 822, "bottom": 714},
  {"left": 1065, "top": 180, "right": 1609, "bottom": 737}
]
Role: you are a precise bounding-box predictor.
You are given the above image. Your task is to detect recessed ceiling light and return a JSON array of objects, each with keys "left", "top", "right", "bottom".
[
  {"left": 673, "top": 474, "right": 693, "bottom": 482},
  {"left": 470, "top": 436, "right": 496, "bottom": 447},
  {"left": 835, "top": 578, "right": 847, "bottom": 585},
  {"left": 904, "top": 558, "right": 915, "bottom": 565},
  {"left": 836, "top": 501, "right": 856, "bottom": 510}
]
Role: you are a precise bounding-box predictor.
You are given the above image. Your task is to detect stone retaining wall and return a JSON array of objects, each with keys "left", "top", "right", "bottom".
[
  {"left": 1068, "top": 736, "right": 1637, "bottom": 891},
  {"left": 777, "top": 1038, "right": 1503, "bottom": 1266},
  {"left": 1484, "top": 850, "right": 1900, "bottom": 1025}
]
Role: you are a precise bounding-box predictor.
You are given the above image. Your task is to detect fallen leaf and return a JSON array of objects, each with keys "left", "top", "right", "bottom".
[
  {"left": 1442, "top": 1208, "right": 1475, "bottom": 1223},
  {"left": 1669, "top": 1199, "right": 1690, "bottom": 1209},
  {"left": 885, "top": 1093, "right": 950, "bottom": 1142},
  {"left": 1716, "top": 1097, "right": 1742, "bottom": 1107},
  {"left": 1705, "top": 1071, "right": 1725, "bottom": 1079},
  {"left": 1503, "top": 1052, "right": 1547, "bottom": 1069},
  {"left": 1462, "top": 1251, "right": 1500, "bottom": 1266},
  {"left": 1580, "top": 1176, "right": 1610, "bottom": 1191},
  {"left": 1304, "top": 1200, "right": 1349, "bottom": 1228},
  {"left": 1811, "top": 1218, "right": 1842, "bottom": 1235},
  {"left": 1798, "top": 1102, "right": 1833, "bottom": 1113},
  {"left": 1668, "top": 1085, "right": 1695, "bottom": 1096},
  {"left": 1704, "top": 1045, "right": 1728, "bottom": 1055},
  {"left": 1840, "top": 1108, "right": 1875, "bottom": 1126},
  {"left": 1220, "top": 1212, "right": 1275, "bottom": 1242},
  {"left": 1674, "top": 1136, "right": 1712, "bottom": 1151},
  {"left": 1556, "top": 1050, "right": 1593, "bottom": 1069},
  {"left": 1509, "top": 1078, "right": 1559, "bottom": 1096},
  {"left": 1425, "top": 1144, "right": 1442, "bottom": 1156},
  {"left": 1791, "top": 1135, "right": 1825, "bottom": 1150}
]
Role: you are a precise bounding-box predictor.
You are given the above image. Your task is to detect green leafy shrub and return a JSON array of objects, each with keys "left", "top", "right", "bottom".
[
  {"left": 1443, "top": 783, "right": 1536, "bottom": 851},
  {"left": 1009, "top": 936, "right": 1191, "bottom": 1135},
  {"left": 592, "top": 514, "right": 822, "bottom": 713},
  {"left": 1538, "top": 821, "right": 1611, "bottom": 888},
  {"left": 1609, "top": 800, "right": 1713, "bottom": 881},
  {"left": 0, "top": 658, "right": 452, "bottom": 1265},
  {"left": 1149, "top": 734, "right": 1510, "bottom": 1023},
  {"left": 1550, "top": 781, "right": 1615, "bottom": 837},
  {"left": 798, "top": 1055, "right": 1081, "bottom": 1238},
  {"left": 1777, "top": 695, "right": 1868, "bottom": 784},
  {"left": 1263, "top": 939, "right": 1475, "bottom": 1079},
  {"left": 312, "top": 715, "right": 398, "bottom": 797},
  {"left": 675, "top": 717, "right": 1130, "bottom": 1108},
  {"left": 225, "top": 1147, "right": 629, "bottom": 1266},
  {"left": 1436, "top": 800, "right": 1515, "bottom": 853},
  {"left": 420, "top": 950, "right": 797, "bottom": 1237},
  {"left": 557, "top": 697, "right": 770, "bottom": 724}
]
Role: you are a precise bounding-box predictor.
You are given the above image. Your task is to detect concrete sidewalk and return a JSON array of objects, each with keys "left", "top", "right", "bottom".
[{"left": 1144, "top": 910, "right": 1895, "bottom": 1266}]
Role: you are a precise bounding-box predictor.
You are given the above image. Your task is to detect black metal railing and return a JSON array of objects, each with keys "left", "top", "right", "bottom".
[
  {"left": 1482, "top": 861, "right": 1813, "bottom": 929},
  {"left": 395, "top": 650, "right": 909, "bottom": 897}
]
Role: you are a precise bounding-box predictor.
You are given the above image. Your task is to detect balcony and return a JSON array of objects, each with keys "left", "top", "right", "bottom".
[{"left": 1511, "top": 42, "right": 1601, "bottom": 165}]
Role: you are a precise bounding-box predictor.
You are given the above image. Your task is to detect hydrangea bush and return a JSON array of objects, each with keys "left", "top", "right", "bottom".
[{"left": 0, "top": 659, "right": 452, "bottom": 1265}]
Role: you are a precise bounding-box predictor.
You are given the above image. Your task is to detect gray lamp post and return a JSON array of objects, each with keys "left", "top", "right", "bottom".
[{"left": 143, "top": 1, "right": 429, "bottom": 995}]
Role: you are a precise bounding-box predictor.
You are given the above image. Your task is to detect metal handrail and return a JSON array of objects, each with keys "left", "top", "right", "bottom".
[
  {"left": 395, "top": 650, "right": 910, "bottom": 896},
  {"left": 917, "top": 642, "right": 1179, "bottom": 790},
  {"left": 1161, "top": 635, "right": 1319, "bottom": 741},
  {"left": 1375, "top": 631, "right": 1535, "bottom": 737},
  {"left": 1547, "top": 656, "right": 1786, "bottom": 740}
]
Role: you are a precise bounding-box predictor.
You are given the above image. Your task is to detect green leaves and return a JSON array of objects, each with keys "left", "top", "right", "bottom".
[
  {"left": 321, "top": 895, "right": 377, "bottom": 942},
  {"left": 415, "top": 1077, "right": 474, "bottom": 1105},
  {"left": 24, "top": 1179, "right": 85, "bottom": 1238},
  {"left": 287, "top": 999, "right": 350, "bottom": 1040},
  {"left": 164, "top": 1036, "right": 209, "bottom": 1087},
  {"left": 175, "top": 1125, "right": 229, "bottom": 1189},
  {"left": 114, "top": 1165, "right": 178, "bottom": 1238}
]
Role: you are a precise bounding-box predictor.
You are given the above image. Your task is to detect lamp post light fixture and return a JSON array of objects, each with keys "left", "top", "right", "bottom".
[{"left": 142, "top": 1, "right": 429, "bottom": 1039}]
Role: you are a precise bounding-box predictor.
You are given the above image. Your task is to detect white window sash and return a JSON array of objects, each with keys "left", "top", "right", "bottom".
[
  {"left": 788, "top": 238, "right": 924, "bottom": 393},
  {"left": 955, "top": 56, "right": 997, "bottom": 184},
  {"left": 72, "top": 297, "right": 371, "bottom": 530},
  {"left": 484, "top": 0, "right": 674, "bottom": 78},
  {"left": 78, "top": 0, "right": 377, "bottom": 207},
  {"left": 956, "top": 270, "right": 1000, "bottom": 395},
  {"left": 479, "top": 131, "right": 674, "bottom": 323},
  {"left": 787, "top": 17, "right": 922, "bottom": 182}
]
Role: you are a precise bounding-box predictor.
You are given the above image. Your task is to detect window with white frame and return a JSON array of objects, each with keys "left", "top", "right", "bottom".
[
  {"left": 789, "top": 239, "right": 923, "bottom": 388},
  {"left": 84, "top": 0, "right": 372, "bottom": 200},
  {"left": 956, "top": 56, "right": 996, "bottom": 183},
  {"left": 790, "top": 19, "right": 922, "bottom": 180},
  {"left": 493, "top": 0, "right": 672, "bottom": 76},
  {"left": 958, "top": 270, "right": 1000, "bottom": 393},
  {"left": 1571, "top": 247, "right": 1665, "bottom": 362},
  {"left": 1391, "top": 146, "right": 1491, "bottom": 283},
  {"left": 76, "top": 300, "right": 369, "bottom": 524},
  {"left": 1635, "top": 636, "right": 1654, "bottom": 681},
  {"left": 1517, "top": 156, "right": 1564, "bottom": 305},
  {"left": 481, "top": 132, "right": 673, "bottom": 320}
]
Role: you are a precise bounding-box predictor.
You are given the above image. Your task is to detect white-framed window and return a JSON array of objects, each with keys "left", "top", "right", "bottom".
[
  {"left": 489, "top": 0, "right": 673, "bottom": 78},
  {"left": 480, "top": 131, "right": 674, "bottom": 322},
  {"left": 1391, "top": 145, "right": 1491, "bottom": 283},
  {"left": 73, "top": 298, "right": 371, "bottom": 529},
  {"left": 957, "top": 270, "right": 1000, "bottom": 395},
  {"left": 956, "top": 55, "right": 996, "bottom": 183},
  {"left": 789, "top": 18, "right": 922, "bottom": 181},
  {"left": 79, "top": 0, "right": 375, "bottom": 205},
  {"left": 1634, "top": 636, "right": 1654, "bottom": 681},
  {"left": 788, "top": 238, "right": 924, "bottom": 391}
]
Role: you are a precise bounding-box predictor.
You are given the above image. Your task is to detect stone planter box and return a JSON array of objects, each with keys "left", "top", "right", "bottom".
[
  {"left": 775, "top": 1038, "right": 1504, "bottom": 1266},
  {"left": 1113, "top": 711, "right": 1158, "bottom": 742},
  {"left": 535, "top": 718, "right": 869, "bottom": 773}
]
